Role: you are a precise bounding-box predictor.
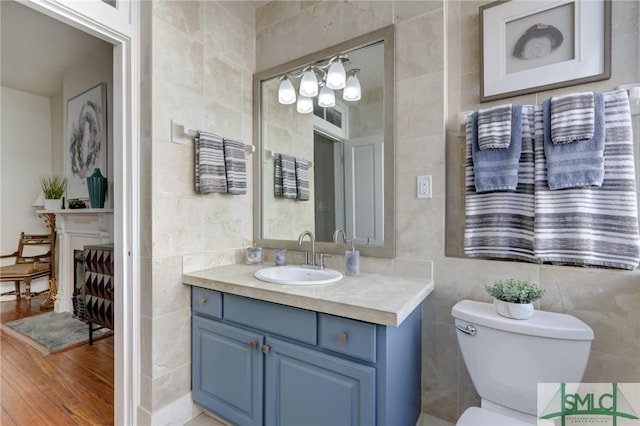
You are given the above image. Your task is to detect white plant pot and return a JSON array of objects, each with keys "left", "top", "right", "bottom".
[
  {"left": 43, "top": 198, "right": 62, "bottom": 210},
  {"left": 494, "top": 299, "right": 534, "bottom": 320}
]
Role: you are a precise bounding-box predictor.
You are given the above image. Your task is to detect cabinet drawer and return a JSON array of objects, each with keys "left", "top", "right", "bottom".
[
  {"left": 319, "top": 314, "right": 376, "bottom": 363},
  {"left": 192, "top": 287, "right": 222, "bottom": 318},
  {"left": 224, "top": 294, "right": 316, "bottom": 345}
]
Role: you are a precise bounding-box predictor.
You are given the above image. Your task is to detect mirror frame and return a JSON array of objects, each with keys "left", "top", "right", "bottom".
[{"left": 253, "top": 25, "right": 395, "bottom": 258}]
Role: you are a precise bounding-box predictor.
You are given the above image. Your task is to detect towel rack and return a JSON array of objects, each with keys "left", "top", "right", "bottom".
[
  {"left": 170, "top": 120, "right": 255, "bottom": 154},
  {"left": 264, "top": 149, "right": 313, "bottom": 167}
]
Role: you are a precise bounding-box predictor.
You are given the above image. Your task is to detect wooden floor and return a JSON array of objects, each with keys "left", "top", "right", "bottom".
[{"left": 0, "top": 293, "right": 114, "bottom": 425}]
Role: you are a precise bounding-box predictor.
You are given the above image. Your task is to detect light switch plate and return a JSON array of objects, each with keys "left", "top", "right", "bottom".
[{"left": 417, "top": 175, "right": 432, "bottom": 199}]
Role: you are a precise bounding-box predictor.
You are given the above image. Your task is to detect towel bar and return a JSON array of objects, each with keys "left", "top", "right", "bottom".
[
  {"left": 264, "top": 149, "right": 313, "bottom": 167},
  {"left": 170, "top": 120, "right": 255, "bottom": 154}
]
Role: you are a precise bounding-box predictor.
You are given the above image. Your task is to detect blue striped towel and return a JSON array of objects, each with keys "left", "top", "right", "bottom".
[
  {"left": 534, "top": 90, "right": 640, "bottom": 270},
  {"left": 469, "top": 104, "right": 523, "bottom": 192},
  {"left": 543, "top": 92, "right": 604, "bottom": 190},
  {"left": 223, "top": 138, "right": 247, "bottom": 195},
  {"left": 195, "top": 131, "right": 227, "bottom": 194},
  {"left": 477, "top": 104, "right": 512, "bottom": 150}
]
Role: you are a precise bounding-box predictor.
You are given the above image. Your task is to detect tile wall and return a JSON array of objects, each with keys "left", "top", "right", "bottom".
[{"left": 139, "top": 0, "right": 256, "bottom": 419}]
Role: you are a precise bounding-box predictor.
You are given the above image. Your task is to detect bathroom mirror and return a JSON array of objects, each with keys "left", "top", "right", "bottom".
[{"left": 253, "top": 25, "right": 394, "bottom": 258}]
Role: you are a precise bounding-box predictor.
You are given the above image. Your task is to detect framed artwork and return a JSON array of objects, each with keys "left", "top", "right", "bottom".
[
  {"left": 65, "top": 83, "right": 107, "bottom": 199},
  {"left": 480, "top": 0, "right": 611, "bottom": 102}
]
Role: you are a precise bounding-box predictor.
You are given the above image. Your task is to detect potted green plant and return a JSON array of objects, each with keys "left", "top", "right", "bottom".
[
  {"left": 40, "top": 176, "right": 67, "bottom": 210},
  {"left": 485, "top": 279, "right": 544, "bottom": 320}
]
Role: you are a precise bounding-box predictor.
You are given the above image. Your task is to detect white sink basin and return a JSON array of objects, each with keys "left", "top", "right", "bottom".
[{"left": 254, "top": 266, "right": 343, "bottom": 285}]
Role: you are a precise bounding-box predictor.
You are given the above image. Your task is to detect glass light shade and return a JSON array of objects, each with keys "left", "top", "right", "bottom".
[
  {"left": 318, "top": 86, "right": 335, "bottom": 108},
  {"left": 299, "top": 70, "right": 318, "bottom": 97},
  {"left": 342, "top": 74, "right": 361, "bottom": 101},
  {"left": 297, "top": 95, "right": 313, "bottom": 114},
  {"left": 278, "top": 77, "right": 296, "bottom": 104},
  {"left": 326, "top": 61, "right": 346, "bottom": 90}
]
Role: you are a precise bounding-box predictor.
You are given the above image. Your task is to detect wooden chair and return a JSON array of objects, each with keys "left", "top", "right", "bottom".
[{"left": 0, "top": 232, "right": 52, "bottom": 300}]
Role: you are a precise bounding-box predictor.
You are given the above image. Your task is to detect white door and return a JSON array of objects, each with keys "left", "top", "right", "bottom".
[{"left": 344, "top": 135, "right": 384, "bottom": 246}]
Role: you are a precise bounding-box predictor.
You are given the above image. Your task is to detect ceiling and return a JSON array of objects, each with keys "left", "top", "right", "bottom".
[{"left": 1, "top": 0, "right": 110, "bottom": 98}]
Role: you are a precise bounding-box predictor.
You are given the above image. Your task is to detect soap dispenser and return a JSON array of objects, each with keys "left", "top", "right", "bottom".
[{"left": 345, "top": 240, "right": 359, "bottom": 276}]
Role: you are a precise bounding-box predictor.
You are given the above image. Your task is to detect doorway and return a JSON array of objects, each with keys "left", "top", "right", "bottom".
[{"left": 0, "top": 1, "right": 138, "bottom": 424}]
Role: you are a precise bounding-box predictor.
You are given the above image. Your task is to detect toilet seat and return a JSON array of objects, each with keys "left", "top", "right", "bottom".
[{"left": 456, "top": 407, "right": 535, "bottom": 426}]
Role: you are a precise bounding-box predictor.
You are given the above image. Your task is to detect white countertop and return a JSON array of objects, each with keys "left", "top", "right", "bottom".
[{"left": 183, "top": 263, "right": 434, "bottom": 327}]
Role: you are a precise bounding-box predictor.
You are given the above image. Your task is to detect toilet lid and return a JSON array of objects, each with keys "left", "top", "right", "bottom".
[{"left": 457, "top": 407, "right": 549, "bottom": 426}]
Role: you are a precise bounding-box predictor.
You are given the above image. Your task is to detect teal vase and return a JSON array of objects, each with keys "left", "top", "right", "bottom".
[{"left": 87, "top": 168, "right": 107, "bottom": 208}]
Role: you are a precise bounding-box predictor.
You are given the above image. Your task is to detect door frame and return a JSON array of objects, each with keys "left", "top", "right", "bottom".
[{"left": 20, "top": 1, "right": 140, "bottom": 424}]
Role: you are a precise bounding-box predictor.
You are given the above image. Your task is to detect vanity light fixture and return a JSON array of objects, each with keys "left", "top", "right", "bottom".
[
  {"left": 278, "top": 76, "right": 296, "bottom": 105},
  {"left": 342, "top": 69, "right": 362, "bottom": 102},
  {"left": 296, "top": 95, "right": 314, "bottom": 114},
  {"left": 299, "top": 67, "right": 319, "bottom": 97},
  {"left": 318, "top": 84, "right": 336, "bottom": 108},
  {"left": 277, "top": 55, "right": 361, "bottom": 112}
]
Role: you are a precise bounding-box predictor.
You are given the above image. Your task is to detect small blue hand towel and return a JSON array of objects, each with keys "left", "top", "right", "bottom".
[
  {"left": 543, "top": 92, "right": 604, "bottom": 190},
  {"left": 469, "top": 104, "right": 523, "bottom": 193}
]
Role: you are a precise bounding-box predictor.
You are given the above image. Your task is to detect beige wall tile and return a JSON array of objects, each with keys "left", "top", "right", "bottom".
[
  {"left": 396, "top": 9, "right": 444, "bottom": 80},
  {"left": 152, "top": 308, "right": 191, "bottom": 377},
  {"left": 152, "top": 256, "right": 191, "bottom": 317},
  {"left": 152, "top": 1, "right": 203, "bottom": 40},
  {"left": 152, "top": 19, "right": 203, "bottom": 94},
  {"left": 151, "top": 363, "right": 192, "bottom": 411}
]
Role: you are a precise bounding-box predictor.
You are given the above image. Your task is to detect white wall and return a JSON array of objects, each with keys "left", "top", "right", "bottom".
[{"left": 0, "top": 86, "right": 52, "bottom": 296}]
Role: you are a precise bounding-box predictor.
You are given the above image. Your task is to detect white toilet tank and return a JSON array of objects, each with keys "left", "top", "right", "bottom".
[{"left": 452, "top": 300, "right": 594, "bottom": 417}]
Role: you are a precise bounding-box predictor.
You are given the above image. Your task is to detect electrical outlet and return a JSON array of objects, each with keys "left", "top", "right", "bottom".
[{"left": 417, "top": 175, "right": 432, "bottom": 199}]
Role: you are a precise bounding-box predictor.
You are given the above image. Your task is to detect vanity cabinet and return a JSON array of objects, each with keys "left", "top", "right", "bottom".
[{"left": 191, "top": 287, "right": 422, "bottom": 426}]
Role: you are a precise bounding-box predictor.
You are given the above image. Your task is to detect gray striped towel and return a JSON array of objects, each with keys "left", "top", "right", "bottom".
[
  {"left": 295, "top": 157, "right": 310, "bottom": 201},
  {"left": 543, "top": 93, "right": 604, "bottom": 190},
  {"left": 471, "top": 105, "right": 523, "bottom": 192},
  {"left": 274, "top": 154, "right": 283, "bottom": 198},
  {"left": 195, "top": 131, "right": 227, "bottom": 194},
  {"left": 464, "top": 105, "right": 537, "bottom": 263},
  {"left": 223, "top": 138, "right": 247, "bottom": 195},
  {"left": 477, "top": 104, "right": 512, "bottom": 150},
  {"left": 550, "top": 92, "right": 595, "bottom": 144},
  {"left": 280, "top": 154, "right": 297, "bottom": 199},
  {"left": 534, "top": 90, "right": 640, "bottom": 270}
]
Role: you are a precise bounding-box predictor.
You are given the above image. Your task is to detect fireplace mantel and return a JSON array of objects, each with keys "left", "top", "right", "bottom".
[{"left": 37, "top": 209, "right": 113, "bottom": 312}]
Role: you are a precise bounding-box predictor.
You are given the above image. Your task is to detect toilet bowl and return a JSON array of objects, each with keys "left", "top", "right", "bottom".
[{"left": 451, "top": 300, "right": 594, "bottom": 425}]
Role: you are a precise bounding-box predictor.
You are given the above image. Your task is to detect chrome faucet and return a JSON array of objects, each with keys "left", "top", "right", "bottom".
[
  {"left": 333, "top": 228, "right": 346, "bottom": 244},
  {"left": 298, "top": 230, "right": 326, "bottom": 269}
]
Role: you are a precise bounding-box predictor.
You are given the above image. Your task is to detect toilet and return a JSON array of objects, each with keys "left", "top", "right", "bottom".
[{"left": 451, "top": 300, "right": 594, "bottom": 425}]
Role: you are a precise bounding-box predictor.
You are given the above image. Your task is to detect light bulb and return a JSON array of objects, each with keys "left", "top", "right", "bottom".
[
  {"left": 297, "top": 95, "right": 313, "bottom": 114},
  {"left": 343, "top": 74, "right": 361, "bottom": 101},
  {"left": 318, "top": 86, "right": 335, "bottom": 108},
  {"left": 299, "top": 69, "right": 318, "bottom": 97},
  {"left": 278, "top": 77, "right": 296, "bottom": 105},
  {"left": 326, "top": 61, "right": 346, "bottom": 90}
]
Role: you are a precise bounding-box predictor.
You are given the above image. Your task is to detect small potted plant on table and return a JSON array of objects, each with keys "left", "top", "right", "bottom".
[
  {"left": 40, "top": 176, "right": 67, "bottom": 210},
  {"left": 485, "top": 279, "right": 544, "bottom": 320}
]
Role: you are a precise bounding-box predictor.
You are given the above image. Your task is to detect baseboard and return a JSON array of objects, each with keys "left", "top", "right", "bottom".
[{"left": 136, "top": 393, "right": 196, "bottom": 426}]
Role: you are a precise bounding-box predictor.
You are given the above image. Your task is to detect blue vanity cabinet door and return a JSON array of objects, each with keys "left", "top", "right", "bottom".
[
  {"left": 264, "top": 336, "right": 376, "bottom": 426},
  {"left": 192, "top": 316, "right": 264, "bottom": 426}
]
